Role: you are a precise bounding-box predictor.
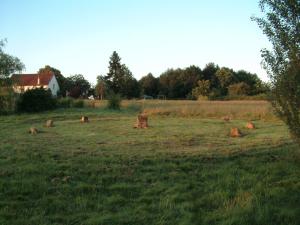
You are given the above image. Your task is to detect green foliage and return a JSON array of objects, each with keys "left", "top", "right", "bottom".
[
  {"left": 17, "top": 88, "right": 56, "bottom": 112},
  {"left": 65, "top": 74, "right": 91, "bottom": 98},
  {"left": 253, "top": 0, "right": 300, "bottom": 144},
  {"left": 104, "top": 51, "right": 123, "bottom": 94},
  {"left": 216, "top": 67, "right": 235, "bottom": 95},
  {"left": 104, "top": 51, "right": 139, "bottom": 99},
  {"left": 95, "top": 75, "right": 106, "bottom": 100},
  {"left": 0, "top": 87, "right": 17, "bottom": 114},
  {"left": 228, "top": 82, "right": 251, "bottom": 96},
  {"left": 119, "top": 64, "right": 140, "bottom": 99},
  {"left": 0, "top": 39, "right": 24, "bottom": 114},
  {"left": 158, "top": 66, "right": 202, "bottom": 99},
  {"left": 202, "top": 62, "right": 220, "bottom": 88},
  {"left": 159, "top": 66, "right": 203, "bottom": 99},
  {"left": 0, "top": 39, "right": 25, "bottom": 79},
  {"left": 107, "top": 93, "right": 122, "bottom": 110},
  {"left": 139, "top": 73, "right": 159, "bottom": 97},
  {"left": 57, "top": 97, "right": 73, "bottom": 108},
  {"left": 72, "top": 99, "right": 84, "bottom": 108},
  {"left": 192, "top": 80, "right": 211, "bottom": 98}
]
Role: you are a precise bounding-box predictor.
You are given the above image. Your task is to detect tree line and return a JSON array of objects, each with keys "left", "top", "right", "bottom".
[
  {"left": 37, "top": 51, "right": 269, "bottom": 100},
  {"left": 0, "top": 38, "right": 269, "bottom": 101}
]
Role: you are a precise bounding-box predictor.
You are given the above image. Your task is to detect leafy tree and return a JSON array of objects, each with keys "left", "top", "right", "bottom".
[
  {"left": 228, "top": 82, "right": 251, "bottom": 96},
  {"left": 253, "top": 0, "right": 300, "bottom": 144},
  {"left": 216, "top": 67, "right": 235, "bottom": 94},
  {"left": 0, "top": 39, "right": 25, "bottom": 113},
  {"left": 159, "top": 69, "right": 184, "bottom": 99},
  {"left": 95, "top": 75, "right": 106, "bottom": 100},
  {"left": 202, "top": 63, "right": 219, "bottom": 89},
  {"left": 181, "top": 65, "right": 203, "bottom": 97},
  {"left": 139, "top": 73, "right": 159, "bottom": 97},
  {"left": 234, "top": 70, "right": 269, "bottom": 95},
  {"left": 0, "top": 39, "right": 24, "bottom": 80},
  {"left": 65, "top": 74, "right": 91, "bottom": 98},
  {"left": 119, "top": 64, "right": 140, "bottom": 98},
  {"left": 38, "top": 65, "right": 67, "bottom": 97},
  {"left": 192, "top": 80, "right": 211, "bottom": 99}
]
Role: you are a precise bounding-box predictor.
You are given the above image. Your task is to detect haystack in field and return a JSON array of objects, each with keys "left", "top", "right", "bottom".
[
  {"left": 246, "top": 121, "right": 255, "bottom": 129},
  {"left": 29, "top": 127, "right": 38, "bottom": 135},
  {"left": 223, "top": 116, "right": 231, "bottom": 122},
  {"left": 45, "top": 120, "right": 54, "bottom": 127},
  {"left": 230, "top": 128, "right": 242, "bottom": 137},
  {"left": 81, "top": 116, "right": 89, "bottom": 123},
  {"left": 134, "top": 113, "right": 149, "bottom": 128}
]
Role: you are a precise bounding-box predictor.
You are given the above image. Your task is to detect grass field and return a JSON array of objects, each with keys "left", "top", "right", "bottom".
[{"left": 0, "top": 101, "right": 299, "bottom": 225}]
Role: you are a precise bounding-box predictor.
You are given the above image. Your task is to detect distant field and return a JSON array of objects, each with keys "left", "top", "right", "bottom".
[
  {"left": 0, "top": 101, "right": 299, "bottom": 225},
  {"left": 88, "top": 99, "right": 275, "bottom": 120}
]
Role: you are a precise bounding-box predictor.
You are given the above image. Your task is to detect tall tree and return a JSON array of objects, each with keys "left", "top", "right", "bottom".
[
  {"left": 253, "top": 0, "right": 300, "bottom": 144},
  {"left": 0, "top": 39, "right": 25, "bottom": 113},
  {"left": 202, "top": 63, "right": 219, "bottom": 89},
  {"left": 65, "top": 74, "right": 91, "bottom": 98},
  {"left": 120, "top": 64, "right": 140, "bottom": 98},
  {"left": 104, "top": 51, "right": 139, "bottom": 98},
  {"left": 181, "top": 65, "right": 203, "bottom": 97},
  {"left": 234, "top": 70, "right": 269, "bottom": 95},
  {"left": 95, "top": 75, "right": 106, "bottom": 100},
  {"left": 104, "top": 51, "right": 123, "bottom": 94},
  {"left": 139, "top": 73, "right": 159, "bottom": 97},
  {"left": 215, "top": 67, "right": 235, "bottom": 95},
  {"left": 0, "top": 39, "right": 24, "bottom": 82},
  {"left": 159, "top": 69, "right": 185, "bottom": 99},
  {"left": 192, "top": 80, "right": 211, "bottom": 98}
]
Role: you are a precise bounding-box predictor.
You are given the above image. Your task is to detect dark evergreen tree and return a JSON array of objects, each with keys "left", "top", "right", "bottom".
[{"left": 104, "top": 51, "right": 123, "bottom": 94}]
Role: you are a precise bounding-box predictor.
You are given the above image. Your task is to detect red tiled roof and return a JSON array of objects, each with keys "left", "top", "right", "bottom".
[{"left": 11, "top": 72, "right": 54, "bottom": 87}]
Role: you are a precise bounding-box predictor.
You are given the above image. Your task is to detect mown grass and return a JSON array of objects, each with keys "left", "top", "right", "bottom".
[{"left": 0, "top": 103, "right": 299, "bottom": 225}]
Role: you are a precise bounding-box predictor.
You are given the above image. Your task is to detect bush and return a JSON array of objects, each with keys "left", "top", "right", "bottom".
[
  {"left": 228, "top": 82, "right": 251, "bottom": 96},
  {"left": 0, "top": 87, "right": 17, "bottom": 114},
  {"left": 57, "top": 97, "right": 73, "bottom": 108},
  {"left": 17, "top": 88, "right": 57, "bottom": 113},
  {"left": 72, "top": 99, "right": 84, "bottom": 108},
  {"left": 107, "top": 93, "right": 121, "bottom": 110}
]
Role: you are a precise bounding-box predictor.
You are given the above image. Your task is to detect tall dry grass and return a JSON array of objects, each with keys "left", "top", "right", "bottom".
[
  {"left": 134, "top": 100, "right": 275, "bottom": 120},
  {"left": 83, "top": 99, "right": 276, "bottom": 120}
]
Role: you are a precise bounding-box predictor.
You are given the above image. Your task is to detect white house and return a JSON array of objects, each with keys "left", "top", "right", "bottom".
[{"left": 11, "top": 72, "right": 60, "bottom": 96}]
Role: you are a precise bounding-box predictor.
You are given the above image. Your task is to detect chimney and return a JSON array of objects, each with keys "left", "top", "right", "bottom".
[{"left": 37, "top": 74, "right": 40, "bottom": 85}]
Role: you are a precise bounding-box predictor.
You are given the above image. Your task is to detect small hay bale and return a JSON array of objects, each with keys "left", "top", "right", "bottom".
[
  {"left": 246, "top": 121, "right": 255, "bottom": 129},
  {"left": 134, "top": 113, "right": 149, "bottom": 129},
  {"left": 81, "top": 116, "right": 89, "bottom": 123},
  {"left": 29, "top": 127, "right": 38, "bottom": 135},
  {"left": 45, "top": 120, "right": 54, "bottom": 128},
  {"left": 230, "top": 128, "right": 242, "bottom": 137},
  {"left": 223, "top": 116, "right": 231, "bottom": 122}
]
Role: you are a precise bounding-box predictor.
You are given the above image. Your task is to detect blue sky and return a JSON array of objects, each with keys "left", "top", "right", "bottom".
[{"left": 0, "top": 0, "right": 269, "bottom": 84}]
